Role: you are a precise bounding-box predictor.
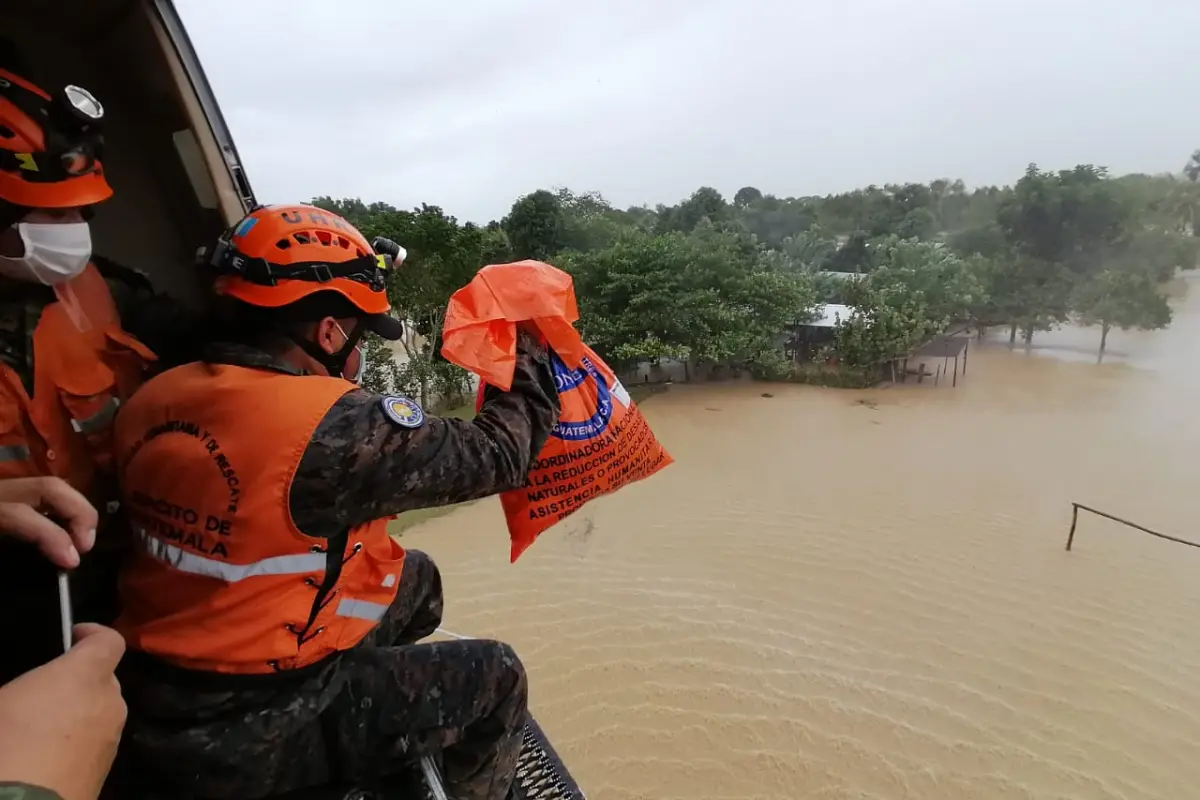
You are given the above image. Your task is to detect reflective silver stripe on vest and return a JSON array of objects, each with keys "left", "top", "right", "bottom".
[
  {"left": 335, "top": 597, "right": 389, "bottom": 622},
  {"left": 70, "top": 396, "right": 120, "bottom": 435},
  {"left": 0, "top": 444, "right": 30, "bottom": 463},
  {"left": 134, "top": 527, "right": 326, "bottom": 583}
]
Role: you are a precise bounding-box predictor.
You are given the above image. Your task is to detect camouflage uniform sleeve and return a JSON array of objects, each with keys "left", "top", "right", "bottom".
[{"left": 289, "top": 331, "right": 561, "bottom": 537}]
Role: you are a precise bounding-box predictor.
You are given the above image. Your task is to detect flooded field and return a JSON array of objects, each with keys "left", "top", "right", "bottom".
[{"left": 407, "top": 275, "right": 1200, "bottom": 799}]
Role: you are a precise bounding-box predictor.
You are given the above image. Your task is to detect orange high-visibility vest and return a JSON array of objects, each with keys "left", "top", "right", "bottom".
[
  {"left": 0, "top": 264, "right": 155, "bottom": 499},
  {"left": 114, "top": 362, "right": 404, "bottom": 675}
]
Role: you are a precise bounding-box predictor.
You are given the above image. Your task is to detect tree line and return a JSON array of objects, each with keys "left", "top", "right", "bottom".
[{"left": 314, "top": 150, "right": 1200, "bottom": 402}]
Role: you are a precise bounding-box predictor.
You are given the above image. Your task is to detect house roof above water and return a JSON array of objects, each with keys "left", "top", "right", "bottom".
[{"left": 806, "top": 303, "right": 856, "bottom": 328}]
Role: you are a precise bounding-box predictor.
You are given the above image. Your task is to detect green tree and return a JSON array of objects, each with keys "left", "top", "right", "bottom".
[
  {"left": 930, "top": 178, "right": 970, "bottom": 231},
  {"left": 733, "top": 186, "right": 763, "bottom": 208},
  {"left": 479, "top": 225, "right": 514, "bottom": 265},
  {"left": 1165, "top": 178, "right": 1200, "bottom": 238},
  {"left": 776, "top": 225, "right": 839, "bottom": 272},
  {"left": 329, "top": 157, "right": 1195, "bottom": 392},
  {"left": 991, "top": 164, "right": 1133, "bottom": 343},
  {"left": 965, "top": 252, "right": 1023, "bottom": 333},
  {"left": 947, "top": 223, "right": 1008, "bottom": 259},
  {"left": 1112, "top": 172, "right": 1200, "bottom": 239},
  {"left": 559, "top": 232, "right": 694, "bottom": 368},
  {"left": 1071, "top": 268, "right": 1171, "bottom": 357},
  {"left": 824, "top": 232, "right": 874, "bottom": 273},
  {"left": 656, "top": 186, "right": 730, "bottom": 234},
  {"left": 679, "top": 226, "right": 815, "bottom": 369},
  {"left": 865, "top": 238, "right": 986, "bottom": 328},
  {"left": 560, "top": 228, "right": 815, "bottom": 376},
  {"left": 959, "top": 185, "right": 1012, "bottom": 231},
  {"left": 997, "top": 164, "right": 1130, "bottom": 277},
  {"left": 1185, "top": 150, "right": 1200, "bottom": 183},
  {"left": 502, "top": 189, "right": 566, "bottom": 260},
  {"left": 738, "top": 197, "right": 819, "bottom": 248},
  {"left": 834, "top": 293, "right": 931, "bottom": 372},
  {"left": 1008, "top": 257, "right": 1073, "bottom": 345},
  {"left": 360, "top": 334, "right": 404, "bottom": 395},
  {"left": 553, "top": 188, "right": 642, "bottom": 252},
  {"left": 1118, "top": 228, "right": 1200, "bottom": 283}
]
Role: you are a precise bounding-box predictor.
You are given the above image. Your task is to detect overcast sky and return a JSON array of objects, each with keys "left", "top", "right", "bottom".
[{"left": 176, "top": 0, "right": 1200, "bottom": 224}]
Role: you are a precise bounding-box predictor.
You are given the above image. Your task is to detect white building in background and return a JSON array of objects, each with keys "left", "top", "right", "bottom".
[
  {"left": 806, "top": 302, "right": 856, "bottom": 328},
  {"left": 815, "top": 270, "right": 868, "bottom": 284}
]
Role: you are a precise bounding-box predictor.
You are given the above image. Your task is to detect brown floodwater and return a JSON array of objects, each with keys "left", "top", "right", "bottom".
[{"left": 407, "top": 274, "right": 1200, "bottom": 800}]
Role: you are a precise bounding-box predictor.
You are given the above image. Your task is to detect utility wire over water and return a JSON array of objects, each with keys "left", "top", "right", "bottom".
[{"left": 405, "top": 275, "right": 1200, "bottom": 800}]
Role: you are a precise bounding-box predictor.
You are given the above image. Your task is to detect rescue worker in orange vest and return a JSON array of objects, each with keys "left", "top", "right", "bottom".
[
  {"left": 0, "top": 69, "right": 152, "bottom": 504},
  {"left": 0, "top": 64, "right": 169, "bottom": 673},
  {"left": 112, "top": 204, "right": 561, "bottom": 800}
]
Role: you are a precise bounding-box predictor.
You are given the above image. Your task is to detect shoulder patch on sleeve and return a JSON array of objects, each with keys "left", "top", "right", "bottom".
[{"left": 380, "top": 395, "right": 425, "bottom": 428}]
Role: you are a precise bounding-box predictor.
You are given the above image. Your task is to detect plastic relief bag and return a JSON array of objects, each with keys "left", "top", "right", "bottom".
[{"left": 442, "top": 261, "right": 673, "bottom": 561}]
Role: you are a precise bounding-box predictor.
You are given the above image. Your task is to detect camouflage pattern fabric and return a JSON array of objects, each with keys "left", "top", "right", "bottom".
[
  {"left": 194, "top": 332, "right": 560, "bottom": 540},
  {"left": 0, "top": 280, "right": 52, "bottom": 393},
  {"left": 287, "top": 330, "right": 559, "bottom": 538},
  {"left": 118, "top": 550, "right": 528, "bottom": 800},
  {"left": 114, "top": 329, "right": 558, "bottom": 798}
]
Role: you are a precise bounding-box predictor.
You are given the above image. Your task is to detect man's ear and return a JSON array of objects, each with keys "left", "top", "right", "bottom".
[{"left": 313, "top": 316, "right": 342, "bottom": 356}]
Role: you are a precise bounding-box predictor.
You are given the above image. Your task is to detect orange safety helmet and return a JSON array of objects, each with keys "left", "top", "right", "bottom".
[
  {"left": 204, "top": 204, "right": 403, "bottom": 339},
  {"left": 0, "top": 69, "right": 111, "bottom": 211}
]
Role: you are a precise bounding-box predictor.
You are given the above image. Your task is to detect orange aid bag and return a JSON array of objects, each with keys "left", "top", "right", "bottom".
[{"left": 442, "top": 261, "right": 673, "bottom": 562}]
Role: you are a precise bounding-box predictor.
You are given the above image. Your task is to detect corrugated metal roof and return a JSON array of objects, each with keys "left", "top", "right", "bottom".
[{"left": 806, "top": 303, "right": 856, "bottom": 328}]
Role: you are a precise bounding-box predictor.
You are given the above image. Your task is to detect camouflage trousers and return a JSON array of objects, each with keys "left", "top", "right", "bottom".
[{"left": 116, "top": 549, "right": 528, "bottom": 800}]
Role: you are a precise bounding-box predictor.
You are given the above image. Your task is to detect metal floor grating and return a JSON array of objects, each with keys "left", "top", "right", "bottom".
[{"left": 510, "top": 716, "right": 585, "bottom": 800}]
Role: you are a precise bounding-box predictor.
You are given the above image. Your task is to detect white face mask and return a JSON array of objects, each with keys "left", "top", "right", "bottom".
[
  {"left": 335, "top": 322, "right": 367, "bottom": 385},
  {"left": 352, "top": 345, "right": 367, "bottom": 385},
  {"left": 0, "top": 222, "right": 92, "bottom": 285}
]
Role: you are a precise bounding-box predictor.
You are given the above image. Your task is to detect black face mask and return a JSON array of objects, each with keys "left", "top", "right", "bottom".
[{"left": 289, "top": 319, "right": 366, "bottom": 380}]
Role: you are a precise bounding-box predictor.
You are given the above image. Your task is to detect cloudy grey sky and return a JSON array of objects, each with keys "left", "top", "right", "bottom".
[{"left": 176, "top": 0, "right": 1200, "bottom": 224}]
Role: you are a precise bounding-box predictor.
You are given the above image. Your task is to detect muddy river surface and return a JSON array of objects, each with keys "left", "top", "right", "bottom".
[{"left": 406, "top": 275, "right": 1200, "bottom": 799}]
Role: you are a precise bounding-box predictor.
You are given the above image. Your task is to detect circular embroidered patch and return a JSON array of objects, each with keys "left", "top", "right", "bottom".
[{"left": 380, "top": 395, "right": 425, "bottom": 428}]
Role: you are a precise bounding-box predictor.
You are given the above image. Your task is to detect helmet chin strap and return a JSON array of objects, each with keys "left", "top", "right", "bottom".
[
  {"left": 289, "top": 319, "right": 366, "bottom": 380},
  {"left": 0, "top": 201, "right": 28, "bottom": 232}
]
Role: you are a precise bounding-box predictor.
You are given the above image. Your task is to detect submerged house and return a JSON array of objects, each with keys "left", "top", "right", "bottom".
[{"left": 784, "top": 303, "right": 856, "bottom": 362}]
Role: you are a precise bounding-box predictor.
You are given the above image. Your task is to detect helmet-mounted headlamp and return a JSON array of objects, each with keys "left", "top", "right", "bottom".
[
  {"left": 370, "top": 236, "right": 407, "bottom": 268},
  {"left": 61, "top": 85, "right": 103, "bottom": 123},
  {"left": 0, "top": 76, "right": 104, "bottom": 182}
]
